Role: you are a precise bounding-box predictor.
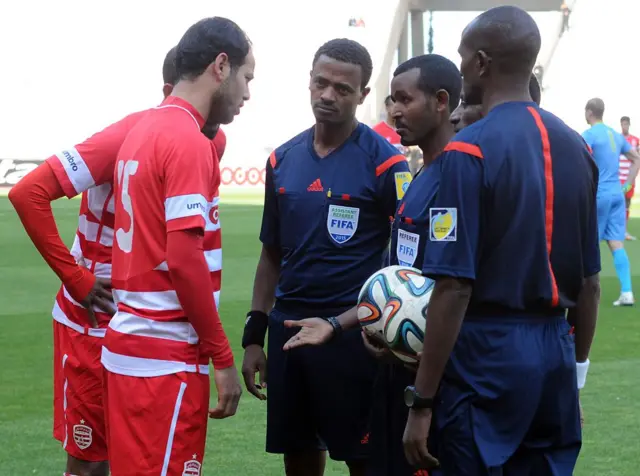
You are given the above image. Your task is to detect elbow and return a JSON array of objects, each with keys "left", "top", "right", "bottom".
[
  {"left": 7, "top": 184, "right": 20, "bottom": 206},
  {"left": 262, "top": 244, "right": 281, "bottom": 269},
  {"left": 583, "top": 274, "right": 601, "bottom": 301},
  {"left": 7, "top": 183, "right": 27, "bottom": 212}
]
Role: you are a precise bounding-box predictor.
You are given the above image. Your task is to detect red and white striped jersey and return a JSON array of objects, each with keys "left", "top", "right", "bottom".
[
  {"left": 620, "top": 134, "right": 639, "bottom": 182},
  {"left": 104, "top": 97, "right": 223, "bottom": 377},
  {"left": 47, "top": 111, "right": 148, "bottom": 337}
]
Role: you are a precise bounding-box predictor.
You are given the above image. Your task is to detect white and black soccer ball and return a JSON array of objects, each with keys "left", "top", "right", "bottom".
[{"left": 357, "top": 265, "right": 434, "bottom": 362}]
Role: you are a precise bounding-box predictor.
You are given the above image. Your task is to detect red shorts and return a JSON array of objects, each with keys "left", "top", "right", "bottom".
[
  {"left": 104, "top": 370, "right": 210, "bottom": 476},
  {"left": 52, "top": 321, "right": 107, "bottom": 461},
  {"left": 625, "top": 184, "right": 635, "bottom": 200}
]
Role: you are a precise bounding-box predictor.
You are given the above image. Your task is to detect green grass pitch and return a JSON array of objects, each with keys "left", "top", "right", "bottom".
[{"left": 0, "top": 197, "right": 638, "bottom": 475}]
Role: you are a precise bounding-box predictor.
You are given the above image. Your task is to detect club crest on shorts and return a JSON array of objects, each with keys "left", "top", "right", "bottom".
[
  {"left": 73, "top": 420, "right": 92, "bottom": 450},
  {"left": 429, "top": 208, "right": 457, "bottom": 241},
  {"left": 327, "top": 205, "right": 359, "bottom": 244},
  {"left": 182, "top": 457, "right": 202, "bottom": 476},
  {"left": 397, "top": 229, "right": 419, "bottom": 266}
]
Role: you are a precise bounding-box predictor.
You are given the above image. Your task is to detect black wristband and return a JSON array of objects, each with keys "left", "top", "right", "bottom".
[
  {"left": 327, "top": 316, "right": 343, "bottom": 340},
  {"left": 242, "top": 310, "right": 269, "bottom": 349}
]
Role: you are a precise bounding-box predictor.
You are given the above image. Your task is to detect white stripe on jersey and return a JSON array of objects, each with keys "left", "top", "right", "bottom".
[
  {"left": 154, "top": 249, "right": 222, "bottom": 273},
  {"left": 113, "top": 289, "right": 221, "bottom": 312},
  {"left": 55, "top": 147, "right": 95, "bottom": 195},
  {"left": 101, "top": 347, "right": 210, "bottom": 377},
  {"left": 52, "top": 300, "right": 107, "bottom": 338},
  {"left": 77, "top": 214, "right": 114, "bottom": 246},
  {"left": 109, "top": 311, "right": 199, "bottom": 344},
  {"left": 165, "top": 194, "right": 207, "bottom": 222},
  {"left": 87, "top": 183, "right": 115, "bottom": 218}
]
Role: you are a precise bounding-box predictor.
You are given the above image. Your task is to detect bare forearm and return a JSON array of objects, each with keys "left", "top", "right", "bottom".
[
  {"left": 572, "top": 274, "right": 600, "bottom": 362},
  {"left": 624, "top": 150, "right": 640, "bottom": 186},
  {"left": 251, "top": 245, "right": 281, "bottom": 313},
  {"left": 337, "top": 306, "right": 359, "bottom": 330},
  {"left": 414, "top": 278, "right": 472, "bottom": 397}
]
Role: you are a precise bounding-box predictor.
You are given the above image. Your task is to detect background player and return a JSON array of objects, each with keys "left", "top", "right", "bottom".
[
  {"left": 7, "top": 42, "right": 230, "bottom": 476},
  {"left": 281, "top": 53, "right": 462, "bottom": 476},
  {"left": 401, "top": 7, "right": 599, "bottom": 473},
  {"left": 240, "top": 38, "right": 410, "bottom": 476},
  {"left": 619, "top": 115, "right": 638, "bottom": 240},
  {"left": 450, "top": 73, "right": 541, "bottom": 132},
  {"left": 583, "top": 99, "right": 640, "bottom": 306},
  {"left": 372, "top": 95, "right": 404, "bottom": 149},
  {"left": 104, "top": 17, "right": 253, "bottom": 475}
]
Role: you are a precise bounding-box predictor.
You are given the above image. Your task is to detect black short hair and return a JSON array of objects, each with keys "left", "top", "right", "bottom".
[
  {"left": 384, "top": 95, "right": 394, "bottom": 106},
  {"left": 621, "top": 116, "right": 631, "bottom": 123},
  {"left": 162, "top": 46, "right": 178, "bottom": 85},
  {"left": 175, "top": 17, "right": 251, "bottom": 81},
  {"left": 312, "top": 38, "right": 373, "bottom": 89},
  {"left": 585, "top": 98, "right": 605, "bottom": 119},
  {"left": 393, "top": 54, "right": 462, "bottom": 112},
  {"left": 529, "top": 73, "right": 541, "bottom": 105}
]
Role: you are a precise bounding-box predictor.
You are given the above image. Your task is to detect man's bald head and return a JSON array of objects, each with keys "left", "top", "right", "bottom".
[
  {"left": 458, "top": 6, "right": 542, "bottom": 107},
  {"left": 585, "top": 97, "right": 605, "bottom": 125},
  {"left": 461, "top": 6, "right": 541, "bottom": 75},
  {"left": 585, "top": 98, "right": 605, "bottom": 119}
]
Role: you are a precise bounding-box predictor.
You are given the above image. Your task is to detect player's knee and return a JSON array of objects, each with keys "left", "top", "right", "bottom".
[
  {"left": 608, "top": 240, "right": 624, "bottom": 252},
  {"left": 345, "top": 459, "right": 368, "bottom": 476},
  {"left": 66, "top": 456, "right": 108, "bottom": 476},
  {"left": 284, "top": 450, "right": 326, "bottom": 476}
]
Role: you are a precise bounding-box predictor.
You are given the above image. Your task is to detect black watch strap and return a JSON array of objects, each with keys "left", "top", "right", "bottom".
[
  {"left": 404, "top": 385, "right": 434, "bottom": 410},
  {"left": 327, "top": 316, "right": 343, "bottom": 340}
]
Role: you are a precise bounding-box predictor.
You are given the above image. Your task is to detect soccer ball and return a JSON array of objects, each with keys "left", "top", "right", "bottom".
[{"left": 357, "top": 265, "right": 434, "bottom": 363}]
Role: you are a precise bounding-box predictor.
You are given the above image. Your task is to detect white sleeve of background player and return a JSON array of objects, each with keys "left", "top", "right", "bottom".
[{"left": 53, "top": 147, "right": 96, "bottom": 196}]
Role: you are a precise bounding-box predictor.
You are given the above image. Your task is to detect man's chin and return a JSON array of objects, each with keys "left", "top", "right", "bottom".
[{"left": 400, "top": 137, "right": 418, "bottom": 147}]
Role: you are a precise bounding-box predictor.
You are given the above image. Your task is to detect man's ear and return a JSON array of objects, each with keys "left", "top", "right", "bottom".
[
  {"left": 435, "top": 89, "right": 450, "bottom": 113},
  {"left": 211, "top": 53, "right": 231, "bottom": 82},
  {"left": 359, "top": 87, "right": 371, "bottom": 105},
  {"left": 476, "top": 49, "right": 491, "bottom": 77}
]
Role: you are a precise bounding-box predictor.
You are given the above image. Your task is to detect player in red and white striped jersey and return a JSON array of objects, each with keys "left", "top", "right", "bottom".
[
  {"left": 620, "top": 115, "right": 638, "bottom": 240},
  {"left": 104, "top": 17, "right": 254, "bottom": 475},
  {"left": 8, "top": 47, "right": 227, "bottom": 476}
]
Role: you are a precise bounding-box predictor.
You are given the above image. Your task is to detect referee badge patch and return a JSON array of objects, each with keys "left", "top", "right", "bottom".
[
  {"left": 394, "top": 172, "right": 412, "bottom": 199},
  {"left": 429, "top": 208, "right": 457, "bottom": 242}
]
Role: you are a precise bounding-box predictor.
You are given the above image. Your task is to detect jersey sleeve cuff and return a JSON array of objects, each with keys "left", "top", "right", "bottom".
[
  {"left": 46, "top": 158, "right": 78, "bottom": 199},
  {"left": 259, "top": 233, "right": 279, "bottom": 247},
  {"left": 421, "top": 265, "right": 476, "bottom": 281},
  {"left": 212, "top": 354, "right": 235, "bottom": 370},
  {"left": 166, "top": 216, "right": 206, "bottom": 234}
]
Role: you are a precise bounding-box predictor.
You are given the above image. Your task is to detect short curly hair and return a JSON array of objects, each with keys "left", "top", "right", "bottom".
[{"left": 312, "top": 38, "right": 373, "bottom": 90}]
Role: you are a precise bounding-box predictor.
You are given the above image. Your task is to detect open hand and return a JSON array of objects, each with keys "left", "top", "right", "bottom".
[
  {"left": 80, "top": 277, "right": 115, "bottom": 328},
  {"left": 282, "top": 318, "right": 333, "bottom": 350},
  {"left": 209, "top": 366, "right": 242, "bottom": 419}
]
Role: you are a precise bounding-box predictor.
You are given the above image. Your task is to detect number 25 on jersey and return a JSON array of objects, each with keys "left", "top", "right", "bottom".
[{"left": 115, "top": 160, "right": 138, "bottom": 253}]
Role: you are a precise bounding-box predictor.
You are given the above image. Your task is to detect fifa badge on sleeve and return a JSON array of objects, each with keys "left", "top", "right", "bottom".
[
  {"left": 394, "top": 172, "right": 412, "bottom": 200},
  {"left": 429, "top": 208, "right": 457, "bottom": 241}
]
